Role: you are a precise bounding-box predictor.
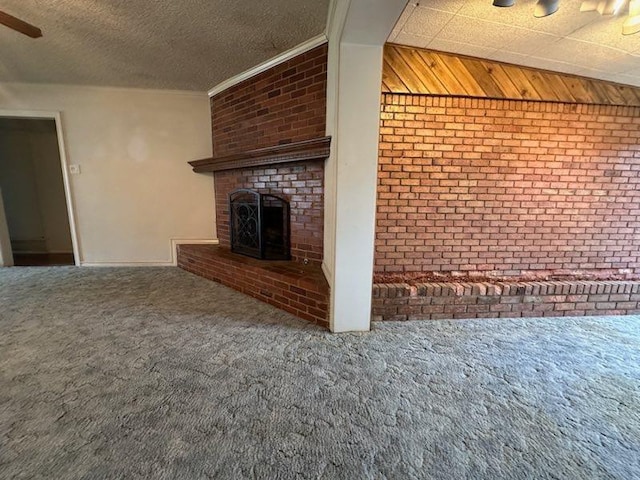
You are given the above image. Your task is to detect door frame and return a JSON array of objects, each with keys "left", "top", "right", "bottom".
[{"left": 0, "top": 110, "right": 81, "bottom": 265}]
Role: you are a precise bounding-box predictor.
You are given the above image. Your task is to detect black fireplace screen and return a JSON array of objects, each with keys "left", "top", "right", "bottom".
[{"left": 229, "top": 189, "right": 291, "bottom": 260}]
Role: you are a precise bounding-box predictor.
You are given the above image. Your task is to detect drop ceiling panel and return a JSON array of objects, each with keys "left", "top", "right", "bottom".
[
  {"left": 515, "top": 56, "right": 578, "bottom": 74},
  {"left": 427, "top": 38, "right": 498, "bottom": 59},
  {"left": 394, "top": 31, "right": 436, "bottom": 46},
  {"left": 487, "top": 50, "right": 531, "bottom": 65},
  {"left": 625, "top": 65, "right": 640, "bottom": 76},
  {"left": 619, "top": 73, "right": 640, "bottom": 84},
  {"left": 388, "top": 3, "right": 417, "bottom": 42},
  {"left": 533, "top": 38, "right": 624, "bottom": 68},
  {"left": 457, "top": 0, "right": 599, "bottom": 35},
  {"left": 422, "top": 0, "right": 469, "bottom": 14},
  {"left": 438, "top": 16, "right": 563, "bottom": 53},
  {"left": 391, "top": 0, "right": 640, "bottom": 87},
  {"left": 567, "top": 14, "right": 639, "bottom": 52},
  {"left": 402, "top": 7, "right": 456, "bottom": 39}
]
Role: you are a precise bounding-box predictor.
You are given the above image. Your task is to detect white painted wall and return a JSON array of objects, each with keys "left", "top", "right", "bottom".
[
  {"left": 0, "top": 83, "right": 215, "bottom": 265},
  {"left": 0, "top": 122, "right": 73, "bottom": 253},
  {"left": 324, "top": 0, "right": 407, "bottom": 332}
]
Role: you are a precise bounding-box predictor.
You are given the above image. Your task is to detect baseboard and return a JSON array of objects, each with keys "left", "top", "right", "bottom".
[
  {"left": 11, "top": 239, "right": 46, "bottom": 252},
  {"left": 80, "top": 261, "right": 176, "bottom": 267}
]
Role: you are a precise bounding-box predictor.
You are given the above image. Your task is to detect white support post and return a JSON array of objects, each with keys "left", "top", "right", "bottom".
[{"left": 324, "top": 0, "right": 408, "bottom": 332}]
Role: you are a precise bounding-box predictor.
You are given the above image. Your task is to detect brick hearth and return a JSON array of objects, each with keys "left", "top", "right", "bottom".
[{"left": 177, "top": 244, "right": 329, "bottom": 328}]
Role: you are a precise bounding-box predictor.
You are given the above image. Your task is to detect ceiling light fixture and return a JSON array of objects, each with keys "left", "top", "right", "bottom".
[
  {"left": 491, "top": 0, "right": 561, "bottom": 16},
  {"left": 535, "top": 0, "right": 561, "bottom": 16},
  {"left": 614, "top": 0, "right": 629, "bottom": 12},
  {"left": 492, "top": 0, "right": 639, "bottom": 35}
]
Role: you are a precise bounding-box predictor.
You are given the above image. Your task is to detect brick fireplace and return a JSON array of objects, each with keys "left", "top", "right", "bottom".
[
  {"left": 228, "top": 189, "right": 290, "bottom": 261},
  {"left": 213, "top": 151, "right": 325, "bottom": 266},
  {"left": 177, "top": 44, "right": 331, "bottom": 327}
]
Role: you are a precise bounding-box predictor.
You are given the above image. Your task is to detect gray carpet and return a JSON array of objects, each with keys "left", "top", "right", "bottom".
[{"left": 0, "top": 267, "right": 639, "bottom": 480}]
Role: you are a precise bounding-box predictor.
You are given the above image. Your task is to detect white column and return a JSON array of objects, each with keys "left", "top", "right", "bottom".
[{"left": 324, "top": 0, "right": 407, "bottom": 332}]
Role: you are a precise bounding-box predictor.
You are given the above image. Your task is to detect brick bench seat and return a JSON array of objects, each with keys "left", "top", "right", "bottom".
[{"left": 372, "top": 280, "right": 640, "bottom": 321}]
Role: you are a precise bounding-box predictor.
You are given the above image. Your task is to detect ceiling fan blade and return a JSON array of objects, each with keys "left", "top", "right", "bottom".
[{"left": 0, "top": 10, "right": 42, "bottom": 38}]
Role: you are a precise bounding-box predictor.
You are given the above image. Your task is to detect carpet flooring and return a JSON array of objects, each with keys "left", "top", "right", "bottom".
[{"left": 0, "top": 267, "right": 639, "bottom": 479}]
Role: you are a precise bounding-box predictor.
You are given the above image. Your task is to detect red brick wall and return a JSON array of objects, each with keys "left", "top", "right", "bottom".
[
  {"left": 215, "top": 161, "right": 324, "bottom": 264},
  {"left": 210, "top": 45, "right": 328, "bottom": 265},
  {"left": 210, "top": 44, "right": 327, "bottom": 157},
  {"left": 376, "top": 95, "right": 640, "bottom": 276}
]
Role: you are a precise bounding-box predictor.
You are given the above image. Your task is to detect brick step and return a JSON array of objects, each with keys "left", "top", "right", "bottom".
[
  {"left": 177, "top": 244, "right": 329, "bottom": 328},
  {"left": 373, "top": 280, "right": 640, "bottom": 321}
]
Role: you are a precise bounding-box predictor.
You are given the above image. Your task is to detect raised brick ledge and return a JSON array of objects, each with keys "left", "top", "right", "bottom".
[
  {"left": 372, "top": 280, "right": 640, "bottom": 321},
  {"left": 178, "top": 244, "right": 329, "bottom": 328}
]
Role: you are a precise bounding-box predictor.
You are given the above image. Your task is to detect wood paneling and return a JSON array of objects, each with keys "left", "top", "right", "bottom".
[{"left": 383, "top": 44, "right": 640, "bottom": 106}]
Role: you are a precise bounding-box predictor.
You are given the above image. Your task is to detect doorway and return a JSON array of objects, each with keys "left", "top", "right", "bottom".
[{"left": 0, "top": 117, "right": 75, "bottom": 266}]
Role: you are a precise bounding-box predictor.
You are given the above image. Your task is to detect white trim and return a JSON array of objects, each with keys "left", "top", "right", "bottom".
[
  {"left": 207, "top": 34, "right": 328, "bottom": 98},
  {"left": 80, "top": 262, "right": 176, "bottom": 267},
  {"left": 326, "top": 0, "right": 351, "bottom": 41},
  {"left": 324, "top": 0, "right": 408, "bottom": 333},
  {"left": 321, "top": 261, "right": 332, "bottom": 283},
  {"left": 0, "top": 82, "right": 208, "bottom": 98},
  {"left": 53, "top": 112, "right": 81, "bottom": 266},
  {"left": 0, "top": 109, "right": 82, "bottom": 266}
]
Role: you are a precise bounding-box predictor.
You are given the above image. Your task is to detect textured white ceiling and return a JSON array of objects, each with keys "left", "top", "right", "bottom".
[
  {"left": 0, "top": 0, "right": 329, "bottom": 91},
  {"left": 389, "top": 0, "right": 640, "bottom": 87}
]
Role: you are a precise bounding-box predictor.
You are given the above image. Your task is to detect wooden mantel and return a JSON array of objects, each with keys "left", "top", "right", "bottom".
[{"left": 189, "top": 136, "right": 331, "bottom": 173}]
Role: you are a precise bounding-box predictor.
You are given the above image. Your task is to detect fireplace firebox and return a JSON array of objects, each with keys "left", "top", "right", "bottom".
[{"left": 229, "top": 189, "right": 291, "bottom": 260}]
